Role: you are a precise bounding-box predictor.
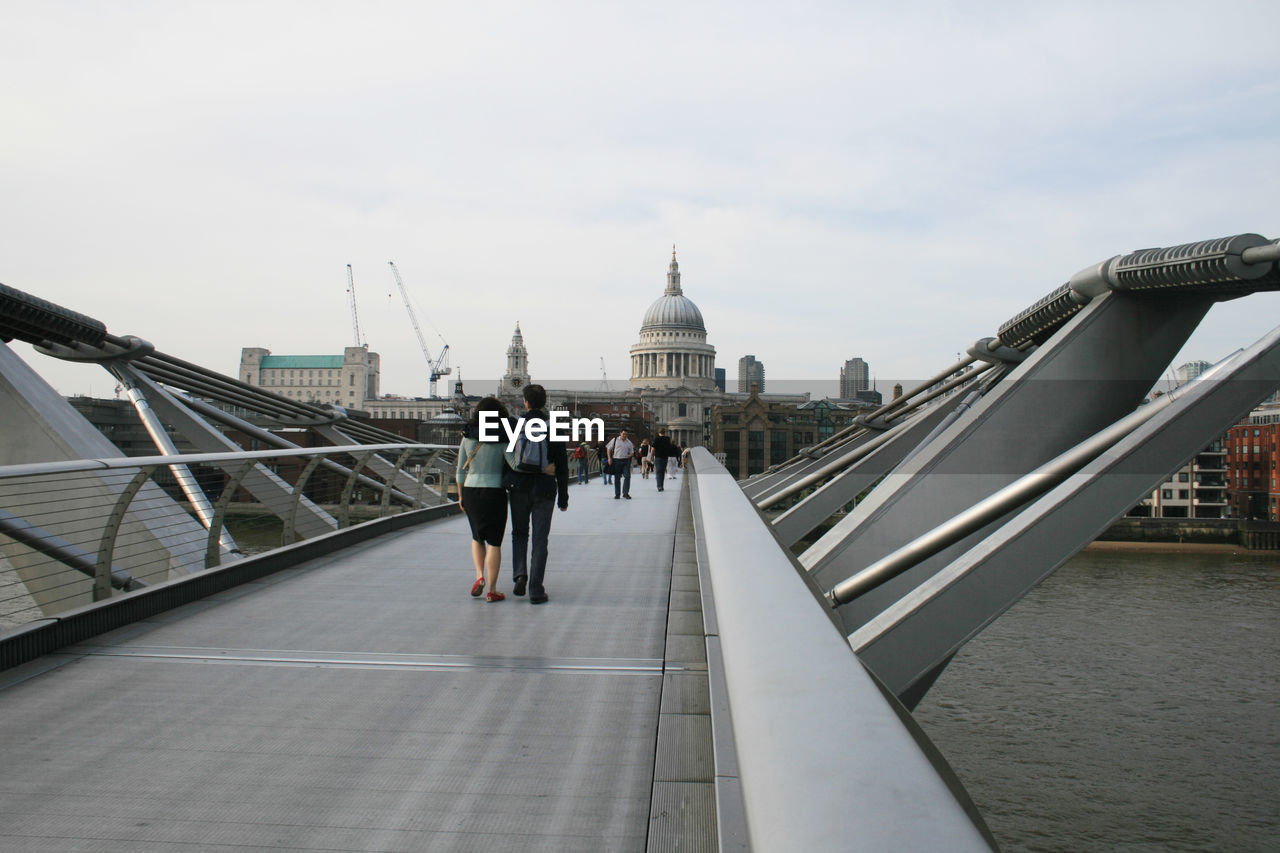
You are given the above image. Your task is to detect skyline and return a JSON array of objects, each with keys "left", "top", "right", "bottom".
[{"left": 4, "top": 2, "right": 1279, "bottom": 401}]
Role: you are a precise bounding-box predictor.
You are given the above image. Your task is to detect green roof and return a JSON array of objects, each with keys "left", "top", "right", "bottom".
[{"left": 260, "top": 355, "right": 345, "bottom": 369}]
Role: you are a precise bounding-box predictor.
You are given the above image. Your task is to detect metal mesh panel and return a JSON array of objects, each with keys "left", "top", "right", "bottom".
[{"left": 997, "top": 282, "right": 1081, "bottom": 349}]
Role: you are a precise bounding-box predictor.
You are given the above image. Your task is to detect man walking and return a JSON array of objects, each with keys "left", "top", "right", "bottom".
[
  {"left": 607, "top": 429, "right": 635, "bottom": 500},
  {"left": 652, "top": 427, "right": 678, "bottom": 492},
  {"left": 504, "top": 384, "right": 568, "bottom": 604}
]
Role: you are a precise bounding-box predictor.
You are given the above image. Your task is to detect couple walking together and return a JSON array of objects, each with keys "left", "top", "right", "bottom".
[
  {"left": 455, "top": 384, "right": 569, "bottom": 604},
  {"left": 606, "top": 427, "right": 680, "bottom": 499}
]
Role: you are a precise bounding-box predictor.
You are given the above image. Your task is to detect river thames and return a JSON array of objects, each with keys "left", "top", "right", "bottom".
[{"left": 914, "top": 545, "right": 1280, "bottom": 852}]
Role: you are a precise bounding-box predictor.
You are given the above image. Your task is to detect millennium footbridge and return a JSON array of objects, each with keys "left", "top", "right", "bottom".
[{"left": 2, "top": 233, "right": 1279, "bottom": 851}]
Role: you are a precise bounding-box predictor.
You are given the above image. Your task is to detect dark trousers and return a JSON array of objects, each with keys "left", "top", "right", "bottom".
[
  {"left": 613, "top": 459, "right": 632, "bottom": 497},
  {"left": 509, "top": 488, "right": 555, "bottom": 596},
  {"left": 655, "top": 457, "right": 669, "bottom": 490}
]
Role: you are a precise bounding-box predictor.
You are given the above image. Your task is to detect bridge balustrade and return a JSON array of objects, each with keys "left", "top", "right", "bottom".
[
  {"left": 685, "top": 446, "right": 997, "bottom": 850},
  {"left": 0, "top": 443, "right": 453, "bottom": 634}
]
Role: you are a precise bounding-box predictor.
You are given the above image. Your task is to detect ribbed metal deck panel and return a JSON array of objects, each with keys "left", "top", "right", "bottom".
[{"left": 0, "top": 477, "right": 700, "bottom": 852}]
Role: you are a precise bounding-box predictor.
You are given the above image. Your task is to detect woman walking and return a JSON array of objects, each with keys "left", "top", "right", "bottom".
[{"left": 457, "top": 397, "right": 510, "bottom": 602}]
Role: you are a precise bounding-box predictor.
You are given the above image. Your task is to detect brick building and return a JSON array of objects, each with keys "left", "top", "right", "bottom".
[{"left": 1225, "top": 408, "right": 1280, "bottom": 520}]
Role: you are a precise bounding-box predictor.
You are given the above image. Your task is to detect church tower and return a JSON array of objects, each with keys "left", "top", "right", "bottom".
[
  {"left": 501, "top": 322, "right": 532, "bottom": 394},
  {"left": 451, "top": 375, "right": 469, "bottom": 417}
]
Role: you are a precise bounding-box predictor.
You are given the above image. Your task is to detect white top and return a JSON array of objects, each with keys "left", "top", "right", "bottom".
[{"left": 608, "top": 436, "right": 635, "bottom": 461}]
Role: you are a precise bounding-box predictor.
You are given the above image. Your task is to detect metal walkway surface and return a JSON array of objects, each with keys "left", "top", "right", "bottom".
[{"left": 0, "top": 474, "right": 704, "bottom": 852}]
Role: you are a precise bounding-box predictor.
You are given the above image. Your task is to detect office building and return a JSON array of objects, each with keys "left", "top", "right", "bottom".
[
  {"left": 738, "top": 355, "right": 765, "bottom": 393},
  {"left": 840, "top": 357, "right": 870, "bottom": 398}
]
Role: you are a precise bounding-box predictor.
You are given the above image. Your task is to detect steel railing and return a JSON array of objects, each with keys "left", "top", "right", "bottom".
[
  {"left": 684, "top": 447, "right": 997, "bottom": 851},
  {"left": 0, "top": 443, "right": 455, "bottom": 633}
]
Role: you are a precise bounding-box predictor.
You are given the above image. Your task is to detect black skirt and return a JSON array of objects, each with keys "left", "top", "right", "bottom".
[{"left": 461, "top": 486, "right": 508, "bottom": 547}]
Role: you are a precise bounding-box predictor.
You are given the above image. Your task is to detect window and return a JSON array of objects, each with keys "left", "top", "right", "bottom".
[
  {"left": 723, "top": 431, "right": 740, "bottom": 478},
  {"left": 770, "top": 430, "right": 788, "bottom": 465},
  {"left": 747, "top": 430, "right": 765, "bottom": 475}
]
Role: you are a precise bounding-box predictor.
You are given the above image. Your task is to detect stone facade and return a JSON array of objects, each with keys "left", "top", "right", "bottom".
[
  {"left": 240, "top": 346, "right": 380, "bottom": 409},
  {"left": 710, "top": 387, "right": 864, "bottom": 480},
  {"left": 239, "top": 346, "right": 470, "bottom": 422}
]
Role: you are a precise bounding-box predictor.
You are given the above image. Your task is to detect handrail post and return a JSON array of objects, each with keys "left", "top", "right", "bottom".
[
  {"left": 340, "top": 450, "right": 379, "bottom": 528},
  {"left": 287, "top": 454, "right": 327, "bottom": 544},
  {"left": 94, "top": 466, "right": 155, "bottom": 600},
  {"left": 384, "top": 449, "right": 414, "bottom": 515},
  {"left": 207, "top": 460, "right": 255, "bottom": 568},
  {"left": 415, "top": 450, "right": 443, "bottom": 506}
]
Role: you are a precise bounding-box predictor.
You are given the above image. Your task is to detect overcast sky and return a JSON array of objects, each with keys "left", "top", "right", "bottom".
[{"left": 4, "top": 1, "right": 1279, "bottom": 400}]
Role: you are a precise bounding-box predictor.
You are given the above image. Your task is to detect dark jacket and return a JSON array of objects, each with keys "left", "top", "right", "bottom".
[
  {"left": 503, "top": 408, "right": 570, "bottom": 509},
  {"left": 652, "top": 434, "right": 678, "bottom": 460}
]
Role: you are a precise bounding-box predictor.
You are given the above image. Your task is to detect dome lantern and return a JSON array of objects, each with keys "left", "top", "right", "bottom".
[{"left": 666, "top": 245, "right": 682, "bottom": 295}]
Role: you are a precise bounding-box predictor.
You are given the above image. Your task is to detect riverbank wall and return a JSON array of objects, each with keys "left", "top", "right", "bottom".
[{"left": 1098, "top": 518, "right": 1280, "bottom": 550}]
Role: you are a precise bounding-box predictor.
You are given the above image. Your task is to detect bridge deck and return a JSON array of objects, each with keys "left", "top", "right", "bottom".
[{"left": 0, "top": 473, "right": 712, "bottom": 852}]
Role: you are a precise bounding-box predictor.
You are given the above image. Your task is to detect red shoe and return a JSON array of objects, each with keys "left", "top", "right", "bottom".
[
  {"left": 486, "top": 591, "right": 505, "bottom": 603},
  {"left": 470, "top": 578, "right": 485, "bottom": 597}
]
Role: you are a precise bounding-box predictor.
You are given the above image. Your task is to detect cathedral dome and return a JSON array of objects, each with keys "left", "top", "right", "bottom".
[
  {"left": 631, "top": 247, "right": 717, "bottom": 393},
  {"left": 639, "top": 247, "right": 706, "bottom": 332},
  {"left": 641, "top": 293, "right": 705, "bottom": 331}
]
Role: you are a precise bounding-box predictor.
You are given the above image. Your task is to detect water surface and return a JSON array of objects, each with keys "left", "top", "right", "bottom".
[{"left": 914, "top": 548, "right": 1280, "bottom": 852}]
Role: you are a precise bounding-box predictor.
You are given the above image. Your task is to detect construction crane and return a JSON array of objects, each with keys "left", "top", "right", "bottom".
[
  {"left": 388, "top": 261, "right": 451, "bottom": 397},
  {"left": 345, "top": 264, "right": 365, "bottom": 347}
]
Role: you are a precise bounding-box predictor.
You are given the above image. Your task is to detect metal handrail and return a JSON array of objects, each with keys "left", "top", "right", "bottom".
[
  {"left": 0, "top": 443, "right": 457, "bottom": 632},
  {"left": 685, "top": 447, "right": 996, "bottom": 851},
  {"left": 0, "top": 444, "right": 454, "bottom": 481}
]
